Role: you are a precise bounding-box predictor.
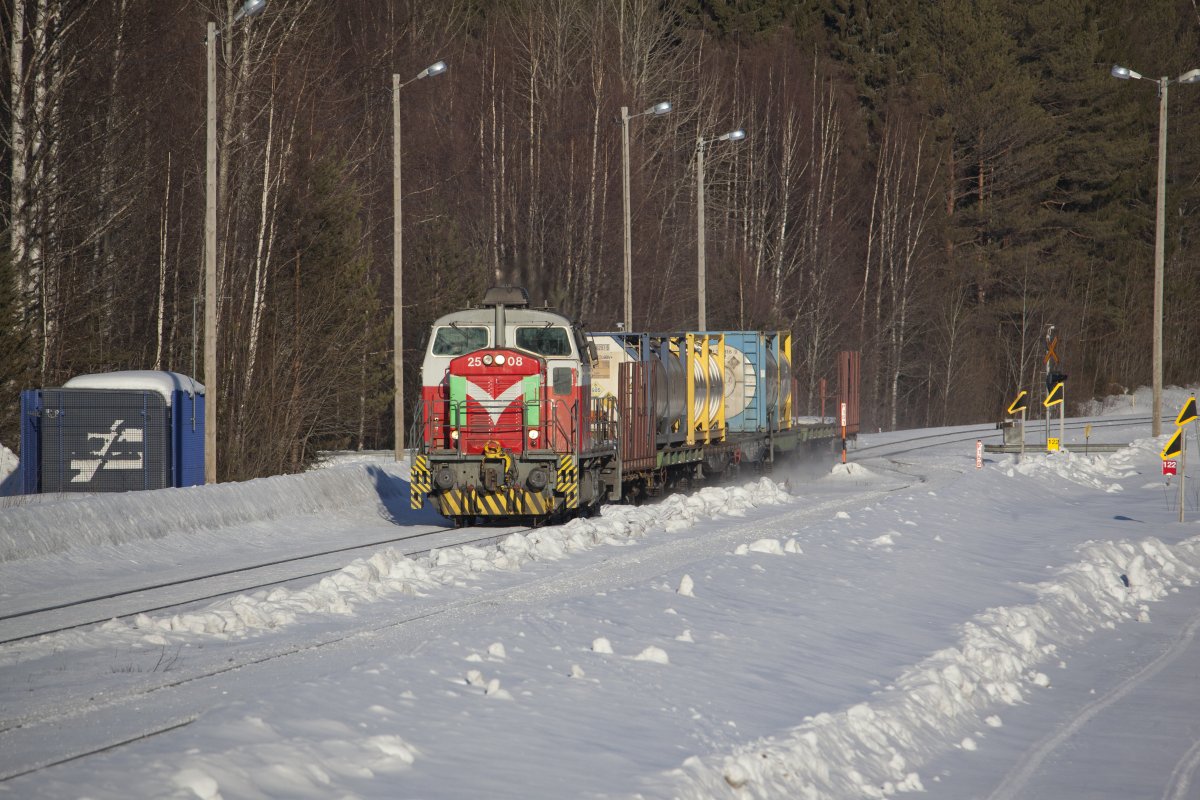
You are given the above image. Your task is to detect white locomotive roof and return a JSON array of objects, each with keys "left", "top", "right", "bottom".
[
  {"left": 430, "top": 306, "right": 574, "bottom": 328},
  {"left": 63, "top": 370, "right": 204, "bottom": 404}
]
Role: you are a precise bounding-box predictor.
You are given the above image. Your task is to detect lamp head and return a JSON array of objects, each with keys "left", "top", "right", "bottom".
[
  {"left": 419, "top": 61, "right": 448, "bottom": 79},
  {"left": 1178, "top": 68, "right": 1200, "bottom": 84},
  {"left": 720, "top": 129, "right": 746, "bottom": 142},
  {"left": 1111, "top": 64, "right": 1142, "bottom": 80},
  {"left": 650, "top": 101, "right": 672, "bottom": 116},
  {"left": 233, "top": 0, "right": 266, "bottom": 23}
]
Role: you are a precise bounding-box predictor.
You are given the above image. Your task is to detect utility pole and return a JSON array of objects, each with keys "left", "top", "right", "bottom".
[{"left": 204, "top": 20, "right": 217, "bottom": 484}]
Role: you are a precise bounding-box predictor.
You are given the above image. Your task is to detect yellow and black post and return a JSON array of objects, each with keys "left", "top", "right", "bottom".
[
  {"left": 411, "top": 453, "right": 431, "bottom": 510},
  {"left": 556, "top": 454, "right": 579, "bottom": 510}
]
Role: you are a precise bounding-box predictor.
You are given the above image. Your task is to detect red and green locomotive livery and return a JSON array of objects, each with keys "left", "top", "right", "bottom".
[{"left": 410, "top": 286, "right": 858, "bottom": 525}]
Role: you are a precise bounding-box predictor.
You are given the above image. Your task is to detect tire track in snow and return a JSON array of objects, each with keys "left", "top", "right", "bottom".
[
  {"left": 1163, "top": 734, "right": 1200, "bottom": 800},
  {"left": 987, "top": 608, "right": 1200, "bottom": 800}
]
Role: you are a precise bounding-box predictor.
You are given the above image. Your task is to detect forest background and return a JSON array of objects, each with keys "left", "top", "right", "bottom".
[{"left": 3, "top": 0, "right": 1199, "bottom": 480}]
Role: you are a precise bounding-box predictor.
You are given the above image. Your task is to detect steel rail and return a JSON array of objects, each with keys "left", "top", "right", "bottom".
[{"left": 0, "top": 525, "right": 527, "bottom": 647}]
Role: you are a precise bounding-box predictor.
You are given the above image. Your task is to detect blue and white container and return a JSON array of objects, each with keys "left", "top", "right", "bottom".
[{"left": 721, "top": 331, "right": 786, "bottom": 432}]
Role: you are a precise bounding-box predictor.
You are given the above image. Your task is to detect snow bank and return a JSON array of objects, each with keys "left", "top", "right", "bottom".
[
  {"left": 0, "top": 442, "right": 18, "bottom": 496},
  {"left": 1079, "top": 384, "right": 1197, "bottom": 418},
  {"left": 828, "top": 462, "right": 877, "bottom": 480},
  {"left": 1007, "top": 437, "right": 1156, "bottom": 492},
  {"left": 0, "top": 462, "right": 409, "bottom": 563},
  {"left": 661, "top": 533, "right": 1200, "bottom": 799}
]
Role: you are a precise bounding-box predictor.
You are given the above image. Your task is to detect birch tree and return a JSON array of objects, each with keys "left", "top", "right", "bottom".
[{"left": 864, "top": 122, "right": 937, "bottom": 429}]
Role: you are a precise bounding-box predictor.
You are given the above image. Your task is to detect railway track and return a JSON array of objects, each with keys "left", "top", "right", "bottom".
[
  {"left": 0, "top": 523, "right": 527, "bottom": 647},
  {"left": 852, "top": 415, "right": 1158, "bottom": 459}
]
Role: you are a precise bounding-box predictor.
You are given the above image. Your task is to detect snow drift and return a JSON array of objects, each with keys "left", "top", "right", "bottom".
[{"left": 0, "top": 463, "right": 410, "bottom": 563}]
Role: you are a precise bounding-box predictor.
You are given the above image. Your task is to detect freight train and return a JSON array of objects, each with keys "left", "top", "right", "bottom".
[{"left": 410, "top": 286, "right": 858, "bottom": 525}]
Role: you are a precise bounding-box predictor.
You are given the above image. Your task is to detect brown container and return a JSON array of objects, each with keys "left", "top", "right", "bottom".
[{"left": 618, "top": 360, "right": 656, "bottom": 471}]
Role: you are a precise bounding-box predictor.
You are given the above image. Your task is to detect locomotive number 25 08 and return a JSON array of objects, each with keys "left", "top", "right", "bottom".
[{"left": 467, "top": 355, "right": 524, "bottom": 367}]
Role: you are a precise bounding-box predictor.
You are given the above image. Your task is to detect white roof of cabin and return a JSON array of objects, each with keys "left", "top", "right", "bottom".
[{"left": 63, "top": 371, "right": 204, "bottom": 404}]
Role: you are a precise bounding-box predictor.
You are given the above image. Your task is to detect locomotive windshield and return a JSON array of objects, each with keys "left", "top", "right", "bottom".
[
  {"left": 516, "top": 326, "right": 572, "bottom": 356},
  {"left": 432, "top": 326, "right": 488, "bottom": 355}
]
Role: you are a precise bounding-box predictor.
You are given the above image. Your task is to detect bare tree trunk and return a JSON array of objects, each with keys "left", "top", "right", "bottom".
[
  {"left": 771, "top": 107, "right": 797, "bottom": 317},
  {"left": 9, "top": 0, "right": 28, "bottom": 297},
  {"left": 243, "top": 95, "right": 277, "bottom": 394},
  {"left": 873, "top": 126, "right": 934, "bottom": 430},
  {"left": 488, "top": 49, "right": 501, "bottom": 283},
  {"left": 155, "top": 153, "right": 171, "bottom": 370}
]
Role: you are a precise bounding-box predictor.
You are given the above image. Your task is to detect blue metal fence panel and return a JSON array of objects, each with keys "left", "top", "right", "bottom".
[
  {"left": 19, "top": 389, "right": 41, "bottom": 494},
  {"left": 39, "top": 389, "right": 171, "bottom": 493}
]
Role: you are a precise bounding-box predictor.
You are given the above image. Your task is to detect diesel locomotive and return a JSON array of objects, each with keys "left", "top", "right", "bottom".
[{"left": 410, "top": 286, "right": 857, "bottom": 525}]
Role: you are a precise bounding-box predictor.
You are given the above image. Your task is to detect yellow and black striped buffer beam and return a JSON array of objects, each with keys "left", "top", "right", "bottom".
[
  {"left": 410, "top": 454, "right": 431, "bottom": 510},
  {"left": 436, "top": 488, "right": 555, "bottom": 517},
  {"left": 556, "top": 454, "right": 579, "bottom": 509}
]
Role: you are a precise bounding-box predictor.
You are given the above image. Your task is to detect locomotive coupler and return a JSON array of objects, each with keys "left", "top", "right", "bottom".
[{"left": 480, "top": 440, "right": 518, "bottom": 491}]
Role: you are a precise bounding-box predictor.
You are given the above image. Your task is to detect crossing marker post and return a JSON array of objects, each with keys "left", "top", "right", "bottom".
[{"left": 840, "top": 402, "right": 847, "bottom": 465}]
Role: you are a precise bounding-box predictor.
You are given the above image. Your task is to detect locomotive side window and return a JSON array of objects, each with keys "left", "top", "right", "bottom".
[
  {"left": 432, "top": 326, "right": 488, "bottom": 355},
  {"left": 516, "top": 326, "right": 571, "bottom": 356},
  {"left": 552, "top": 367, "right": 573, "bottom": 395}
]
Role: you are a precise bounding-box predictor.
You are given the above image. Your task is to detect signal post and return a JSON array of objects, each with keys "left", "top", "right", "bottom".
[
  {"left": 1044, "top": 379, "right": 1065, "bottom": 451},
  {"left": 1163, "top": 396, "right": 1198, "bottom": 522},
  {"left": 1043, "top": 326, "right": 1067, "bottom": 452}
]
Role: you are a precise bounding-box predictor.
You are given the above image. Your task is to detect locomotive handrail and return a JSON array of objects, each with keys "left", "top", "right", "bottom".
[{"left": 591, "top": 395, "right": 619, "bottom": 448}]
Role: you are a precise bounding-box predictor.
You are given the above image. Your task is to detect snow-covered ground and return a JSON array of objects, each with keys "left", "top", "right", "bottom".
[{"left": 1, "top": 388, "right": 1199, "bottom": 799}]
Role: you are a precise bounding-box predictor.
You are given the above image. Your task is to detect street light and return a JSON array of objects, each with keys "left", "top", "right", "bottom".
[
  {"left": 1111, "top": 63, "right": 1200, "bottom": 437},
  {"left": 393, "top": 60, "right": 448, "bottom": 461},
  {"left": 205, "top": 0, "right": 267, "bottom": 484},
  {"left": 695, "top": 128, "right": 746, "bottom": 330},
  {"left": 620, "top": 100, "right": 671, "bottom": 331}
]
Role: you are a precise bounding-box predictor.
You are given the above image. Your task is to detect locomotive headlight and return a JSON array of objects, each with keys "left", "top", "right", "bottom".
[
  {"left": 483, "top": 354, "right": 494, "bottom": 366},
  {"left": 495, "top": 354, "right": 506, "bottom": 365},
  {"left": 450, "top": 429, "right": 460, "bottom": 441},
  {"left": 527, "top": 429, "right": 539, "bottom": 441}
]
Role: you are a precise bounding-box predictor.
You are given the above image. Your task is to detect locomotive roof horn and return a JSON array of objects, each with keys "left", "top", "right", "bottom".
[
  {"left": 482, "top": 286, "right": 529, "bottom": 347},
  {"left": 482, "top": 286, "right": 529, "bottom": 307}
]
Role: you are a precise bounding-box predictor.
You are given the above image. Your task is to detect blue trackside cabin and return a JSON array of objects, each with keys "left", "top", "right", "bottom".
[{"left": 19, "top": 371, "right": 205, "bottom": 494}]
